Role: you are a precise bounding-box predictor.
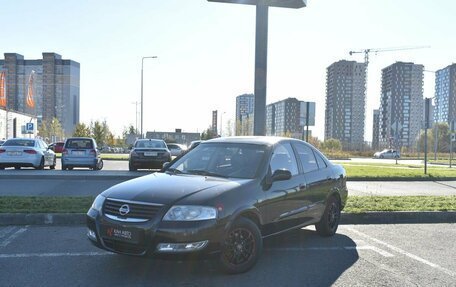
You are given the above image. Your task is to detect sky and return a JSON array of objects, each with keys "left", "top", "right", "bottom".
[{"left": 2, "top": 0, "right": 456, "bottom": 140}]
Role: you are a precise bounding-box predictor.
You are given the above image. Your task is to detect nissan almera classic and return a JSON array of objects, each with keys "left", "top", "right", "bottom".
[{"left": 87, "top": 136, "right": 348, "bottom": 274}]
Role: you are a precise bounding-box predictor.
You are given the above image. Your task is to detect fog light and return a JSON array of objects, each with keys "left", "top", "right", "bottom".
[
  {"left": 87, "top": 228, "right": 97, "bottom": 241},
  {"left": 156, "top": 240, "right": 208, "bottom": 253}
]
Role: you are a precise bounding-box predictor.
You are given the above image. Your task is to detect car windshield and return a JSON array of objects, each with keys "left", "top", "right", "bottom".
[
  {"left": 66, "top": 139, "right": 93, "bottom": 149},
  {"left": 3, "top": 139, "right": 35, "bottom": 147},
  {"left": 167, "top": 143, "right": 268, "bottom": 179},
  {"left": 135, "top": 140, "right": 166, "bottom": 149}
]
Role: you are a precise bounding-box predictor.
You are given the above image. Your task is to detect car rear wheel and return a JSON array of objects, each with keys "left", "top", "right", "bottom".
[
  {"left": 380, "top": 155, "right": 384, "bottom": 159},
  {"left": 219, "top": 217, "right": 262, "bottom": 274},
  {"left": 14, "top": 166, "right": 21, "bottom": 170},
  {"left": 94, "top": 159, "right": 103, "bottom": 170},
  {"left": 315, "top": 196, "right": 341, "bottom": 237},
  {"left": 36, "top": 157, "right": 45, "bottom": 170}
]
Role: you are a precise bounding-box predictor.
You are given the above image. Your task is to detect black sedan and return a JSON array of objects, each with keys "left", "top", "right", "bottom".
[
  {"left": 87, "top": 137, "right": 347, "bottom": 273},
  {"left": 128, "top": 139, "right": 171, "bottom": 171}
]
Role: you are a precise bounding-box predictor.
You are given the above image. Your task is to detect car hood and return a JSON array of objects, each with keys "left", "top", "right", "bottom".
[{"left": 102, "top": 172, "right": 250, "bottom": 205}]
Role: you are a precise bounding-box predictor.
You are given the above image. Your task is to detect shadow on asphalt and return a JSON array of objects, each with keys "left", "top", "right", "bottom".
[{"left": 85, "top": 228, "right": 358, "bottom": 287}]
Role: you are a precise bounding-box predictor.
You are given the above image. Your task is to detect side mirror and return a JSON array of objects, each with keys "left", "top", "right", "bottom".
[{"left": 271, "top": 169, "right": 292, "bottom": 182}]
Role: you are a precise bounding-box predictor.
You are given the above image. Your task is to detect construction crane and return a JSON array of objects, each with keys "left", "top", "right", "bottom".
[
  {"left": 349, "top": 45, "right": 430, "bottom": 66},
  {"left": 348, "top": 45, "right": 431, "bottom": 103}
]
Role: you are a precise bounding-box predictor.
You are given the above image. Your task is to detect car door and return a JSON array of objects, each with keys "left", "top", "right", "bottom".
[
  {"left": 292, "top": 142, "right": 333, "bottom": 221},
  {"left": 258, "top": 142, "right": 304, "bottom": 235}
]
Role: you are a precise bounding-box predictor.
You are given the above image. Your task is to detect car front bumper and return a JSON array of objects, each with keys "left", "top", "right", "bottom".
[{"left": 86, "top": 208, "right": 225, "bottom": 258}]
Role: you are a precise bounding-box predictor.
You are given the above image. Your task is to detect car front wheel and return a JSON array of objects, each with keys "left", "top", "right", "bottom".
[
  {"left": 219, "top": 217, "right": 262, "bottom": 274},
  {"left": 315, "top": 196, "right": 341, "bottom": 237}
]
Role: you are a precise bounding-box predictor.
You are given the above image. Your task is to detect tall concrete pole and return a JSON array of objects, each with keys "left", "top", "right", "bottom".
[{"left": 253, "top": 4, "right": 268, "bottom": 136}]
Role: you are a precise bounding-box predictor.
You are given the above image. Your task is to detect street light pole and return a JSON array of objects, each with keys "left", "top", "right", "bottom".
[{"left": 141, "top": 56, "right": 157, "bottom": 139}]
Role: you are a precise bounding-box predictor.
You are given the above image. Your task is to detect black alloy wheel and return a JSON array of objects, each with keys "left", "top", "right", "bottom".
[
  {"left": 315, "top": 196, "right": 341, "bottom": 237},
  {"left": 36, "top": 157, "right": 45, "bottom": 170},
  {"left": 219, "top": 217, "right": 262, "bottom": 274}
]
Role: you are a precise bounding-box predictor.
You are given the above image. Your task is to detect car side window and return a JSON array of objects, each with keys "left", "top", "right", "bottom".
[
  {"left": 270, "top": 143, "right": 298, "bottom": 176},
  {"left": 294, "top": 143, "right": 318, "bottom": 173},
  {"left": 315, "top": 152, "right": 327, "bottom": 169}
]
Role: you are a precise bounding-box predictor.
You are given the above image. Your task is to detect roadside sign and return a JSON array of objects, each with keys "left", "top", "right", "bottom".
[{"left": 25, "top": 122, "right": 34, "bottom": 134}]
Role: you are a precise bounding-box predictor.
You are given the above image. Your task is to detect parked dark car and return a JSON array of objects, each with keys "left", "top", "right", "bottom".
[
  {"left": 48, "top": 141, "right": 64, "bottom": 153},
  {"left": 128, "top": 139, "right": 171, "bottom": 171},
  {"left": 61, "top": 137, "right": 103, "bottom": 170},
  {"left": 87, "top": 137, "right": 347, "bottom": 273}
]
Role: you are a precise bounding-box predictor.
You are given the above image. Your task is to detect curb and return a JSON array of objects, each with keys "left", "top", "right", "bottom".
[{"left": 1, "top": 212, "right": 455, "bottom": 226}]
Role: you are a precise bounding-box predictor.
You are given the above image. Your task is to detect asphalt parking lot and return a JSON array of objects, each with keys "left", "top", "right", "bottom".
[{"left": 0, "top": 224, "right": 454, "bottom": 287}]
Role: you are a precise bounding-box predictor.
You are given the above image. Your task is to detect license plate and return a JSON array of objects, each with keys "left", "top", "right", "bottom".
[
  {"left": 7, "top": 151, "right": 22, "bottom": 156},
  {"left": 72, "top": 150, "right": 85, "bottom": 155},
  {"left": 144, "top": 152, "right": 158, "bottom": 157},
  {"left": 102, "top": 225, "right": 138, "bottom": 243}
]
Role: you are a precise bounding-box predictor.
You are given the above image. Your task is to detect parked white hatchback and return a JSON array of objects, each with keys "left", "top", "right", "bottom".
[{"left": 0, "top": 138, "right": 56, "bottom": 170}]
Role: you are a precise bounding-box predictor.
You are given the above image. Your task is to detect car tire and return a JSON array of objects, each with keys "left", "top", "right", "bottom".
[
  {"left": 14, "top": 166, "right": 21, "bottom": 170},
  {"left": 95, "top": 159, "right": 103, "bottom": 171},
  {"left": 68, "top": 167, "right": 73, "bottom": 170},
  {"left": 61, "top": 164, "right": 67, "bottom": 171},
  {"left": 129, "top": 162, "right": 137, "bottom": 171},
  {"left": 315, "top": 196, "right": 341, "bottom": 237},
  {"left": 380, "top": 155, "right": 384, "bottom": 159},
  {"left": 219, "top": 217, "right": 262, "bottom": 274},
  {"left": 36, "top": 157, "right": 45, "bottom": 170},
  {"left": 50, "top": 157, "right": 56, "bottom": 170}
]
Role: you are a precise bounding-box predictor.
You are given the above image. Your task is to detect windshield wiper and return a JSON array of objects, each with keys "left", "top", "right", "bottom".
[
  {"left": 166, "top": 168, "right": 184, "bottom": 175},
  {"left": 186, "top": 169, "right": 228, "bottom": 178}
]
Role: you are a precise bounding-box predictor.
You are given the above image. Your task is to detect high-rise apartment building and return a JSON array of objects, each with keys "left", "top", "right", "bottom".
[
  {"left": 0, "top": 53, "right": 80, "bottom": 136},
  {"left": 379, "top": 62, "right": 424, "bottom": 149},
  {"left": 434, "top": 63, "right": 456, "bottom": 127},
  {"left": 235, "top": 93, "right": 255, "bottom": 136},
  {"left": 325, "top": 60, "right": 366, "bottom": 150},
  {"left": 372, "top": 109, "right": 380, "bottom": 150},
  {"left": 266, "top": 97, "right": 315, "bottom": 139}
]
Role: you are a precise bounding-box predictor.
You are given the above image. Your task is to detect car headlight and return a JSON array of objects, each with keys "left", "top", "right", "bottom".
[
  {"left": 91, "top": 194, "right": 106, "bottom": 212},
  {"left": 163, "top": 205, "right": 217, "bottom": 221}
]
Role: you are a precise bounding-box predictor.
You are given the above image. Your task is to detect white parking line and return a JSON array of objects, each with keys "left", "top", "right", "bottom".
[
  {"left": 0, "top": 226, "right": 16, "bottom": 239},
  {"left": 345, "top": 226, "right": 456, "bottom": 278},
  {"left": 0, "top": 251, "right": 114, "bottom": 259},
  {"left": 269, "top": 245, "right": 394, "bottom": 257},
  {"left": 0, "top": 227, "right": 28, "bottom": 248}
]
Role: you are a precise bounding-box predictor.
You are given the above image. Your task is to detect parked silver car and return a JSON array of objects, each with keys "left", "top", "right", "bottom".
[
  {"left": 166, "top": 143, "right": 187, "bottom": 157},
  {"left": 0, "top": 138, "right": 56, "bottom": 170},
  {"left": 61, "top": 137, "right": 103, "bottom": 170},
  {"left": 373, "top": 149, "right": 400, "bottom": 159}
]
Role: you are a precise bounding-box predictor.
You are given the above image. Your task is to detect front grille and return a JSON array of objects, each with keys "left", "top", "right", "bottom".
[
  {"left": 102, "top": 238, "right": 146, "bottom": 255},
  {"left": 103, "top": 198, "right": 163, "bottom": 221}
]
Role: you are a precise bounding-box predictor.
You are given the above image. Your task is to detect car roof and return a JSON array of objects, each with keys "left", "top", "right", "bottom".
[{"left": 203, "top": 136, "right": 298, "bottom": 146}]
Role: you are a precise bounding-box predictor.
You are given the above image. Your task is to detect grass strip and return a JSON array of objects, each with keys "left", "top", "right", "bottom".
[
  {"left": 1, "top": 196, "right": 456, "bottom": 214},
  {"left": 342, "top": 164, "right": 456, "bottom": 179},
  {"left": 345, "top": 196, "right": 456, "bottom": 213}
]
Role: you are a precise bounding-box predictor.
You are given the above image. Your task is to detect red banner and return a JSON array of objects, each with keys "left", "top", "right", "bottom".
[{"left": 0, "top": 71, "right": 6, "bottom": 107}]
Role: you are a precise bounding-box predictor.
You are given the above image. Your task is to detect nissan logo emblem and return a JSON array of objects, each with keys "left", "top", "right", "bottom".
[{"left": 119, "top": 204, "right": 130, "bottom": 216}]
